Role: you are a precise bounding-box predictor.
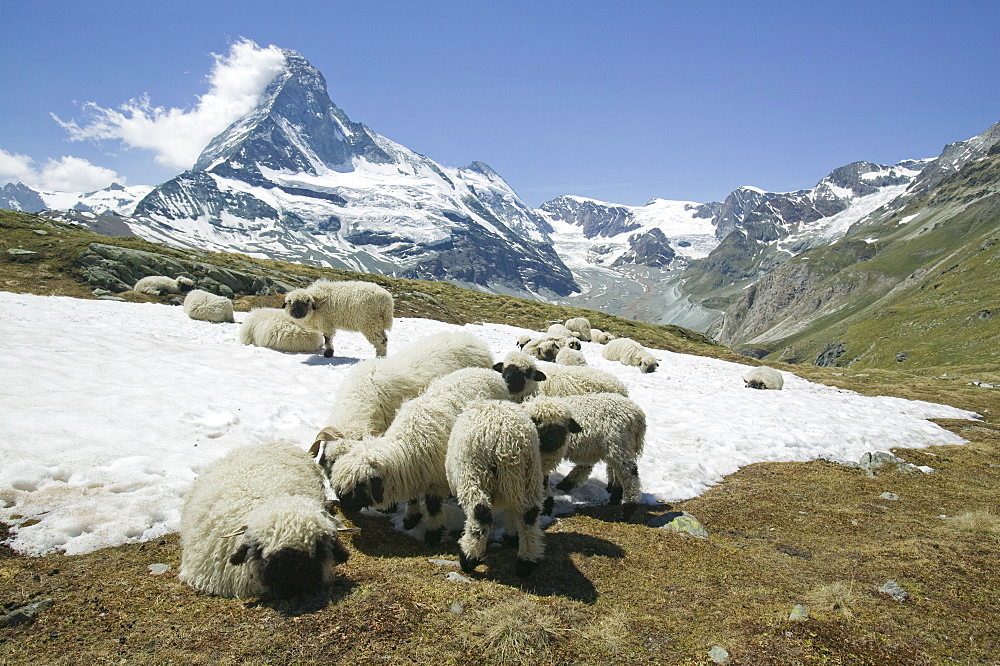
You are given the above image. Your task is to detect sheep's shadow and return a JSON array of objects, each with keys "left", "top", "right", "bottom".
[
  {"left": 300, "top": 354, "right": 359, "bottom": 367},
  {"left": 245, "top": 576, "right": 358, "bottom": 617}
]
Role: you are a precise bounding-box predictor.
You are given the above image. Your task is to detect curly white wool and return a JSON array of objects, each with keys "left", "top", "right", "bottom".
[
  {"left": 182, "top": 289, "right": 234, "bottom": 323},
  {"left": 134, "top": 275, "right": 194, "bottom": 296},
  {"left": 493, "top": 351, "right": 547, "bottom": 403},
  {"left": 535, "top": 362, "right": 629, "bottom": 398},
  {"left": 563, "top": 317, "right": 592, "bottom": 342},
  {"left": 743, "top": 366, "right": 784, "bottom": 390},
  {"left": 239, "top": 308, "right": 323, "bottom": 353},
  {"left": 555, "top": 347, "right": 587, "bottom": 366},
  {"left": 283, "top": 279, "right": 393, "bottom": 358},
  {"left": 602, "top": 337, "right": 659, "bottom": 373}
]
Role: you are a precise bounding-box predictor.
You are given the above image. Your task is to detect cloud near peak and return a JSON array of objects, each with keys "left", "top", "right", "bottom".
[
  {"left": 53, "top": 39, "right": 287, "bottom": 171},
  {"left": 0, "top": 148, "right": 122, "bottom": 192}
]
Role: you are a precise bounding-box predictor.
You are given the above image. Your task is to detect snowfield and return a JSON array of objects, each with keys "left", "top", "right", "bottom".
[{"left": 0, "top": 291, "right": 977, "bottom": 557}]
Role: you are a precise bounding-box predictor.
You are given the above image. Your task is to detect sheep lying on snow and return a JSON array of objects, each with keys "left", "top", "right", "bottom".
[
  {"left": 283, "top": 279, "right": 393, "bottom": 358},
  {"left": 603, "top": 337, "right": 659, "bottom": 373},
  {"left": 446, "top": 397, "right": 579, "bottom": 576},
  {"left": 743, "top": 366, "right": 784, "bottom": 390},
  {"left": 183, "top": 289, "right": 234, "bottom": 323},
  {"left": 564, "top": 317, "right": 592, "bottom": 342},
  {"left": 551, "top": 393, "right": 646, "bottom": 510},
  {"left": 239, "top": 308, "right": 323, "bottom": 353},
  {"left": 134, "top": 275, "right": 194, "bottom": 296},
  {"left": 312, "top": 331, "right": 494, "bottom": 461},
  {"left": 535, "top": 363, "right": 629, "bottom": 398},
  {"left": 546, "top": 323, "right": 578, "bottom": 339},
  {"left": 179, "top": 441, "right": 351, "bottom": 598},
  {"left": 492, "top": 351, "right": 547, "bottom": 403},
  {"left": 591, "top": 328, "right": 616, "bottom": 344},
  {"left": 522, "top": 334, "right": 580, "bottom": 361},
  {"left": 324, "top": 367, "right": 516, "bottom": 546},
  {"left": 555, "top": 347, "right": 587, "bottom": 366}
]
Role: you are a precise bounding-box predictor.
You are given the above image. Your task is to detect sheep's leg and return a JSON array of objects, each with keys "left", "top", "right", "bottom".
[
  {"left": 555, "top": 464, "right": 593, "bottom": 492},
  {"left": 402, "top": 498, "right": 423, "bottom": 531},
  {"left": 458, "top": 499, "right": 493, "bottom": 573},
  {"left": 514, "top": 504, "right": 543, "bottom": 577},
  {"left": 422, "top": 494, "right": 446, "bottom": 547},
  {"left": 541, "top": 475, "right": 556, "bottom": 516},
  {"left": 322, "top": 333, "right": 334, "bottom": 358},
  {"left": 502, "top": 509, "right": 519, "bottom": 549},
  {"left": 607, "top": 454, "right": 642, "bottom": 518},
  {"left": 364, "top": 329, "right": 389, "bottom": 357}
]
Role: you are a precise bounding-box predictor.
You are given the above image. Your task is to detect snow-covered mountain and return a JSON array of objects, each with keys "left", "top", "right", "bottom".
[{"left": 0, "top": 181, "right": 151, "bottom": 216}]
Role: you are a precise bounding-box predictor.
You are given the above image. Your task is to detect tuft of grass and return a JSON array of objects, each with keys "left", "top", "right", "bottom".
[
  {"left": 948, "top": 508, "right": 1000, "bottom": 535},
  {"left": 805, "top": 580, "right": 865, "bottom": 618},
  {"left": 469, "top": 597, "right": 571, "bottom": 664}
]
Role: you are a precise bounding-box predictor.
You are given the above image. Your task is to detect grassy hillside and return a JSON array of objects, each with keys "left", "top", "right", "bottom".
[{"left": 2, "top": 208, "right": 999, "bottom": 664}]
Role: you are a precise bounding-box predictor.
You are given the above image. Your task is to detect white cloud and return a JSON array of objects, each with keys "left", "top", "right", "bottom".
[
  {"left": 0, "top": 148, "right": 121, "bottom": 192},
  {"left": 53, "top": 38, "right": 287, "bottom": 170}
]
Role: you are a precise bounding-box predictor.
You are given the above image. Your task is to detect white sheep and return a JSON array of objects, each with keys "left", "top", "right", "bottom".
[
  {"left": 134, "top": 275, "right": 195, "bottom": 296},
  {"left": 178, "top": 441, "right": 351, "bottom": 599},
  {"left": 522, "top": 334, "right": 580, "bottom": 361},
  {"left": 516, "top": 334, "right": 533, "bottom": 349},
  {"left": 239, "top": 308, "right": 324, "bottom": 353},
  {"left": 311, "top": 331, "right": 494, "bottom": 460},
  {"left": 535, "top": 363, "right": 629, "bottom": 398},
  {"left": 564, "top": 317, "right": 592, "bottom": 342},
  {"left": 283, "top": 279, "right": 393, "bottom": 358},
  {"left": 323, "top": 367, "right": 515, "bottom": 546},
  {"left": 550, "top": 393, "right": 646, "bottom": 511},
  {"left": 492, "top": 351, "right": 547, "bottom": 403},
  {"left": 446, "top": 396, "right": 579, "bottom": 577},
  {"left": 182, "top": 289, "right": 235, "bottom": 323},
  {"left": 591, "top": 328, "right": 617, "bottom": 344},
  {"left": 555, "top": 347, "right": 587, "bottom": 366},
  {"left": 602, "top": 337, "right": 659, "bottom": 373},
  {"left": 743, "top": 366, "right": 784, "bottom": 390}
]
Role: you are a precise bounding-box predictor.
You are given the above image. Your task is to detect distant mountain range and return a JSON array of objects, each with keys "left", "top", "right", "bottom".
[{"left": 3, "top": 48, "right": 998, "bottom": 369}]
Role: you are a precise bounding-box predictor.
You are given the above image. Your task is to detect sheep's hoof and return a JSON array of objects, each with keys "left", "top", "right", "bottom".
[
  {"left": 424, "top": 527, "right": 444, "bottom": 547},
  {"left": 554, "top": 479, "right": 575, "bottom": 493},
  {"left": 323, "top": 349, "right": 333, "bottom": 358},
  {"left": 515, "top": 558, "right": 538, "bottom": 578},
  {"left": 503, "top": 533, "right": 519, "bottom": 550},
  {"left": 621, "top": 502, "right": 637, "bottom": 521},
  {"left": 459, "top": 552, "right": 481, "bottom": 573},
  {"left": 608, "top": 486, "right": 624, "bottom": 506},
  {"left": 402, "top": 514, "right": 422, "bottom": 531}
]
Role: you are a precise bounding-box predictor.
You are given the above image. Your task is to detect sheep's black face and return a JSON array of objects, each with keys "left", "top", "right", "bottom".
[
  {"left": 501, "top": 365, "right": 527, "bottom": 395},
  {"left": 745, "top": 379, "right": 766, "bottom": 390},
  {"left": 338, "top": 477, "right": 384, "bottom": 512},
  {"left": 286, "top": 297, "right": 312, "bottom": 320},
  {"left": 536, "top": 420, "right": 580, "bottom": 453},
  {"left": 259, "top": 546, "right": 325, "bottom": 598}
]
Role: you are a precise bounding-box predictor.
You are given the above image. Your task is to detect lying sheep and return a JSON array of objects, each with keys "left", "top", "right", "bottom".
[
  {"left": 564, "top": 317, "right": 592, "bottom": 342},
  {"left": 324, "top": 367, "right": 515, "bottom": 546},
  {"left": 603, "top": 337, "right": 659, "bottom": 373},
  {"left": 551, "top": 393, "right": 646, "bottom": 511},
  {"left": 591, "top": 328, "right": 617, "bottom": 344},
  {"left": 283, "top": 279, "right": 393, "bottom": 358},
  {"left": 183, "top": 289, "right": 235, "bottom": 323},
  {"left": 134, "top": 275, "right": 195, "bottom": 296},
  {"left": 492, "top": 351, "right": 547, "bottom": 403},
  {"left": 179, "top": 441, "right": 352, "bottom": 599},
  {"left": 239, "top": 308, "right": 324, "bottom": 353},
  {"left": 522, "top": 334, "right": 580, "bottom": 361},
  {"left": 446, "top": 397, "right": 579, "bottom": 576},
  {"left": 743, "top": 366, "right": 784, "bottom": 390},
  {"left": 312, "top": 331, "right": 494, "bottom": 461},
  {"left": 555, "top": 348, "right": 587, "bottom": 366},
  {"left": 516, "top": 334, "right": 533, "bottom": 349},
  {"left": 535, "top": 363, "right": 629, "bottom": 398}
]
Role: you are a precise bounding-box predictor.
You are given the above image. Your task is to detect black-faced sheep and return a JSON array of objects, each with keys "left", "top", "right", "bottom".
[
  {"left": 743, "top": 366, "right": 784, "bottom": 390},
  {"left": 555, "top": 347, "right": 587, "bottom": 366},
  {"left": 178, "top": 441, "right": 351, "bottom": 599},
  {"left": 591, "top": 328, "right": 617, "bottom": 344},
  {"left": 564, "top": 317, "right": 592, "bottom": 342},
  {"left": 492, "top": 351, "right": 547, "bottom": 403},
  {"left": 323, "top": 367, "right": 515, "bottom": 546},
  {"left": 283, "top": 279, "right": 393, "bottom": 358},
  {"left": 602, "top": 337, "right": 659, "bottom": 373},
  {"left": 522, "top": 334, "right": 580, "bottom": 361},
  {"left": 446, "top": 397, "right": 579, "bottom": 576},
  {"left": 183, "top": 289, "right": 235, "bottom": 323},
  {"left": 535, "top": 363, "right": 629, "bottom": 398},
  {"left": 550, "top": 393, "right": 646, "bottom": 511},
  {"left": 239, "top": 308, "right": 324, "bottom": 353},
  {"left": 134, "top": 275, "right": 194, "bottom": 296}
]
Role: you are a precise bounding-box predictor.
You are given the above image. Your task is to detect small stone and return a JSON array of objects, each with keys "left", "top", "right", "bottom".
[
  {"left": 789, "top": 604, "right": 809, "bottom": 621},
  {"left": 879, "top": 580, "right": 909, "bottom": 602},
  {"left": 880, "top": 492, "right": 900, "bottom": 501},
  {"left": 33, "top": 229, "right": 49, "bottom": 235},
  {"left": 428, "top": 558, "right": 460, "bottom": 569},
  {"left": 448, "top": 602, "right": 464, "bottom": 615},
  {"left": 648, "top": 511, "right": 709, "bottom": 538},
  {"left": 0, "top": 598, "right": 54, "bottom": 627},
  {"left": 445, "top": 571, "right": 473, "bottom": 584},
  {"left": 707, "top": 645, "right": 730, "bottom": 664},
  {"left": 148, "top": 563, "right": 171, "bottom": 575}
]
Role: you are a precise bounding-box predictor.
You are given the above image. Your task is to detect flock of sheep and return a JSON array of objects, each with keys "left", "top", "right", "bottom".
[{"left": 133, "top": 273, "right": 784, "bottom": 599}]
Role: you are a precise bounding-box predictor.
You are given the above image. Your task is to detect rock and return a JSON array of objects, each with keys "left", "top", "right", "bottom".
[
  {"left": 148, "top": 563, "right": 171, "bottom": 575},
  {"left": 707, "top": 645, "right": 731, "bottom": 664},
  {"left": 0, "top": 598, "right": 54, "bottom": 627},
  {"left": 789, "top": 604, "right": 809, "bottom": 621},
  {"left": 648, "top": 511, "right": 709, "bottom": 539},
  {"left": 6, "top": 248, "right": 40, "bottom": 262},
  {"left": 855, "top": 451, "right": 923, "bottom": 477},
  {"left": 448, "top": 602, "right": 464, "bottom": 615},
  {"left": 444, "top": 571, "right": 473, "bottom": 584},
  {"left": 880, "top": 492, "right": 900, "bottom": 501},
  {"left": 427, "top": 558, "right": 460, "bottom": 569},
  {"left": 879, "top": 580, "right": 909, "bottom": 602}
]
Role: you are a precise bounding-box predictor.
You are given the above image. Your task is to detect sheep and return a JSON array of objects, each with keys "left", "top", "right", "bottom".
[
  {"left": 602, "top": 337, "right": 659, "bottom": 373},
  {"left": 743, "top": 366, "right": 784, "bottom": 390},
  {"left": 134, "top": 275, "right": 195, "bottom": 296},
  {"left": 182, "top": 289, "right": 235, "bottom": 323},
  {"left": 311, "top": 331, "right": 494, "bottom": 461},
  {"left": 492, "top": 351, "right": 547, "bottom": 403},
  {"left": 564, "top": 317, "right": 592, "bottom": 342},
  {"left": 239, "top": 307, "right": 324, "bottom": 353},
  {"left": 323, "top": 367, "right": 516, "bottom": 546},
  {"left": 535, "top": 363, "right": 629, "bottom": 398},
  {"left": 283, "top": 279, "right": 393, "bottom": 358},
  {"left": 446, "top": 397, "right": 579, "bottom": 576},
  {"left": 555, "top": 347, "right": 587, "bottom": 366},
  {"left": 178, "top": 441, "right": 352, "bottom": 599},
  {"left": 591, "top": 328, "right": 617, "bottom": 344},
  {"left": 516, "top": 334, "right": 533, "bottom": 349},
  {"left": 550, "top": 393, "right": 646, "bottom": 513},
  {"left": 522, "top": 334, "right": 580, "bottom": 362}
]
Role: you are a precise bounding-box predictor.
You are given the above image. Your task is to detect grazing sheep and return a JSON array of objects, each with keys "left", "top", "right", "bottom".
[
  {"left": 743, "top": 366, "right": 784, "bottom": 390},
  {"left": 446, "top": 397, "right": 580, "bottom": 576},
  {"left": 183, "top": 289, "right": 235, "bottom": 323},
  {"left": 312, "top": 331, "right": 494, "bottom": 461},
  {"left": 551, "top": 393, "right": 646, "bottom": 511},
  {"left": 134, "top": 275, "right": 195, "bottom": 296},
  {"left": 535, "top": 363, "right": 629, "bottom": 398},
  {"left": 591, "top": 328, "right": 617, "bottom": 344},
  {"left": 178, "top": 441, "right": 351, "bottom": 599},
  {"left": 492, "top": 351, "right": 547, "bottom": 403},
  {"left": 239, "top": 308, "right": 323, "bottom": 353},
  {"left": 603, "top": 337, "right": 659, "bottom": 373},
  {"left": 564, "top": 317, "right": 592, "bottom": 342},
  {"left": 283, "top": 279, "right": 393, "bottom": 358},
  {"left": 555, "top": 347, "right": 587, "bottom": 366},
  {"left": 324, "top": 367, "right": 515, "bottom": 546}
]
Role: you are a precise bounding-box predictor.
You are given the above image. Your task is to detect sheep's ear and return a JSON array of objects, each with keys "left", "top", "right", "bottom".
[
  {"left": 229, "top": 543, "right": 250, "bottom": 566},
  {"left": 532, "top": 369, "right": 547, "bottom": 381},
  {"left": 567, "top": 418, "right": 583, "bottom": 434},
  {"left": 493, "top": 362, "right": 504, "bottom": 373},
  {"left": 280, "top": 301, "right": 287, "bottom": 308},
  {"left": 369, "top": 477, "right": 384, "bottom": 504}
]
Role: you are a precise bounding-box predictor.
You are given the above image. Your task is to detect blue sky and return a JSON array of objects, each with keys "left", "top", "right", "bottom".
[{"left": 2, "top": 1, "right": 999, "bottom": 207}]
